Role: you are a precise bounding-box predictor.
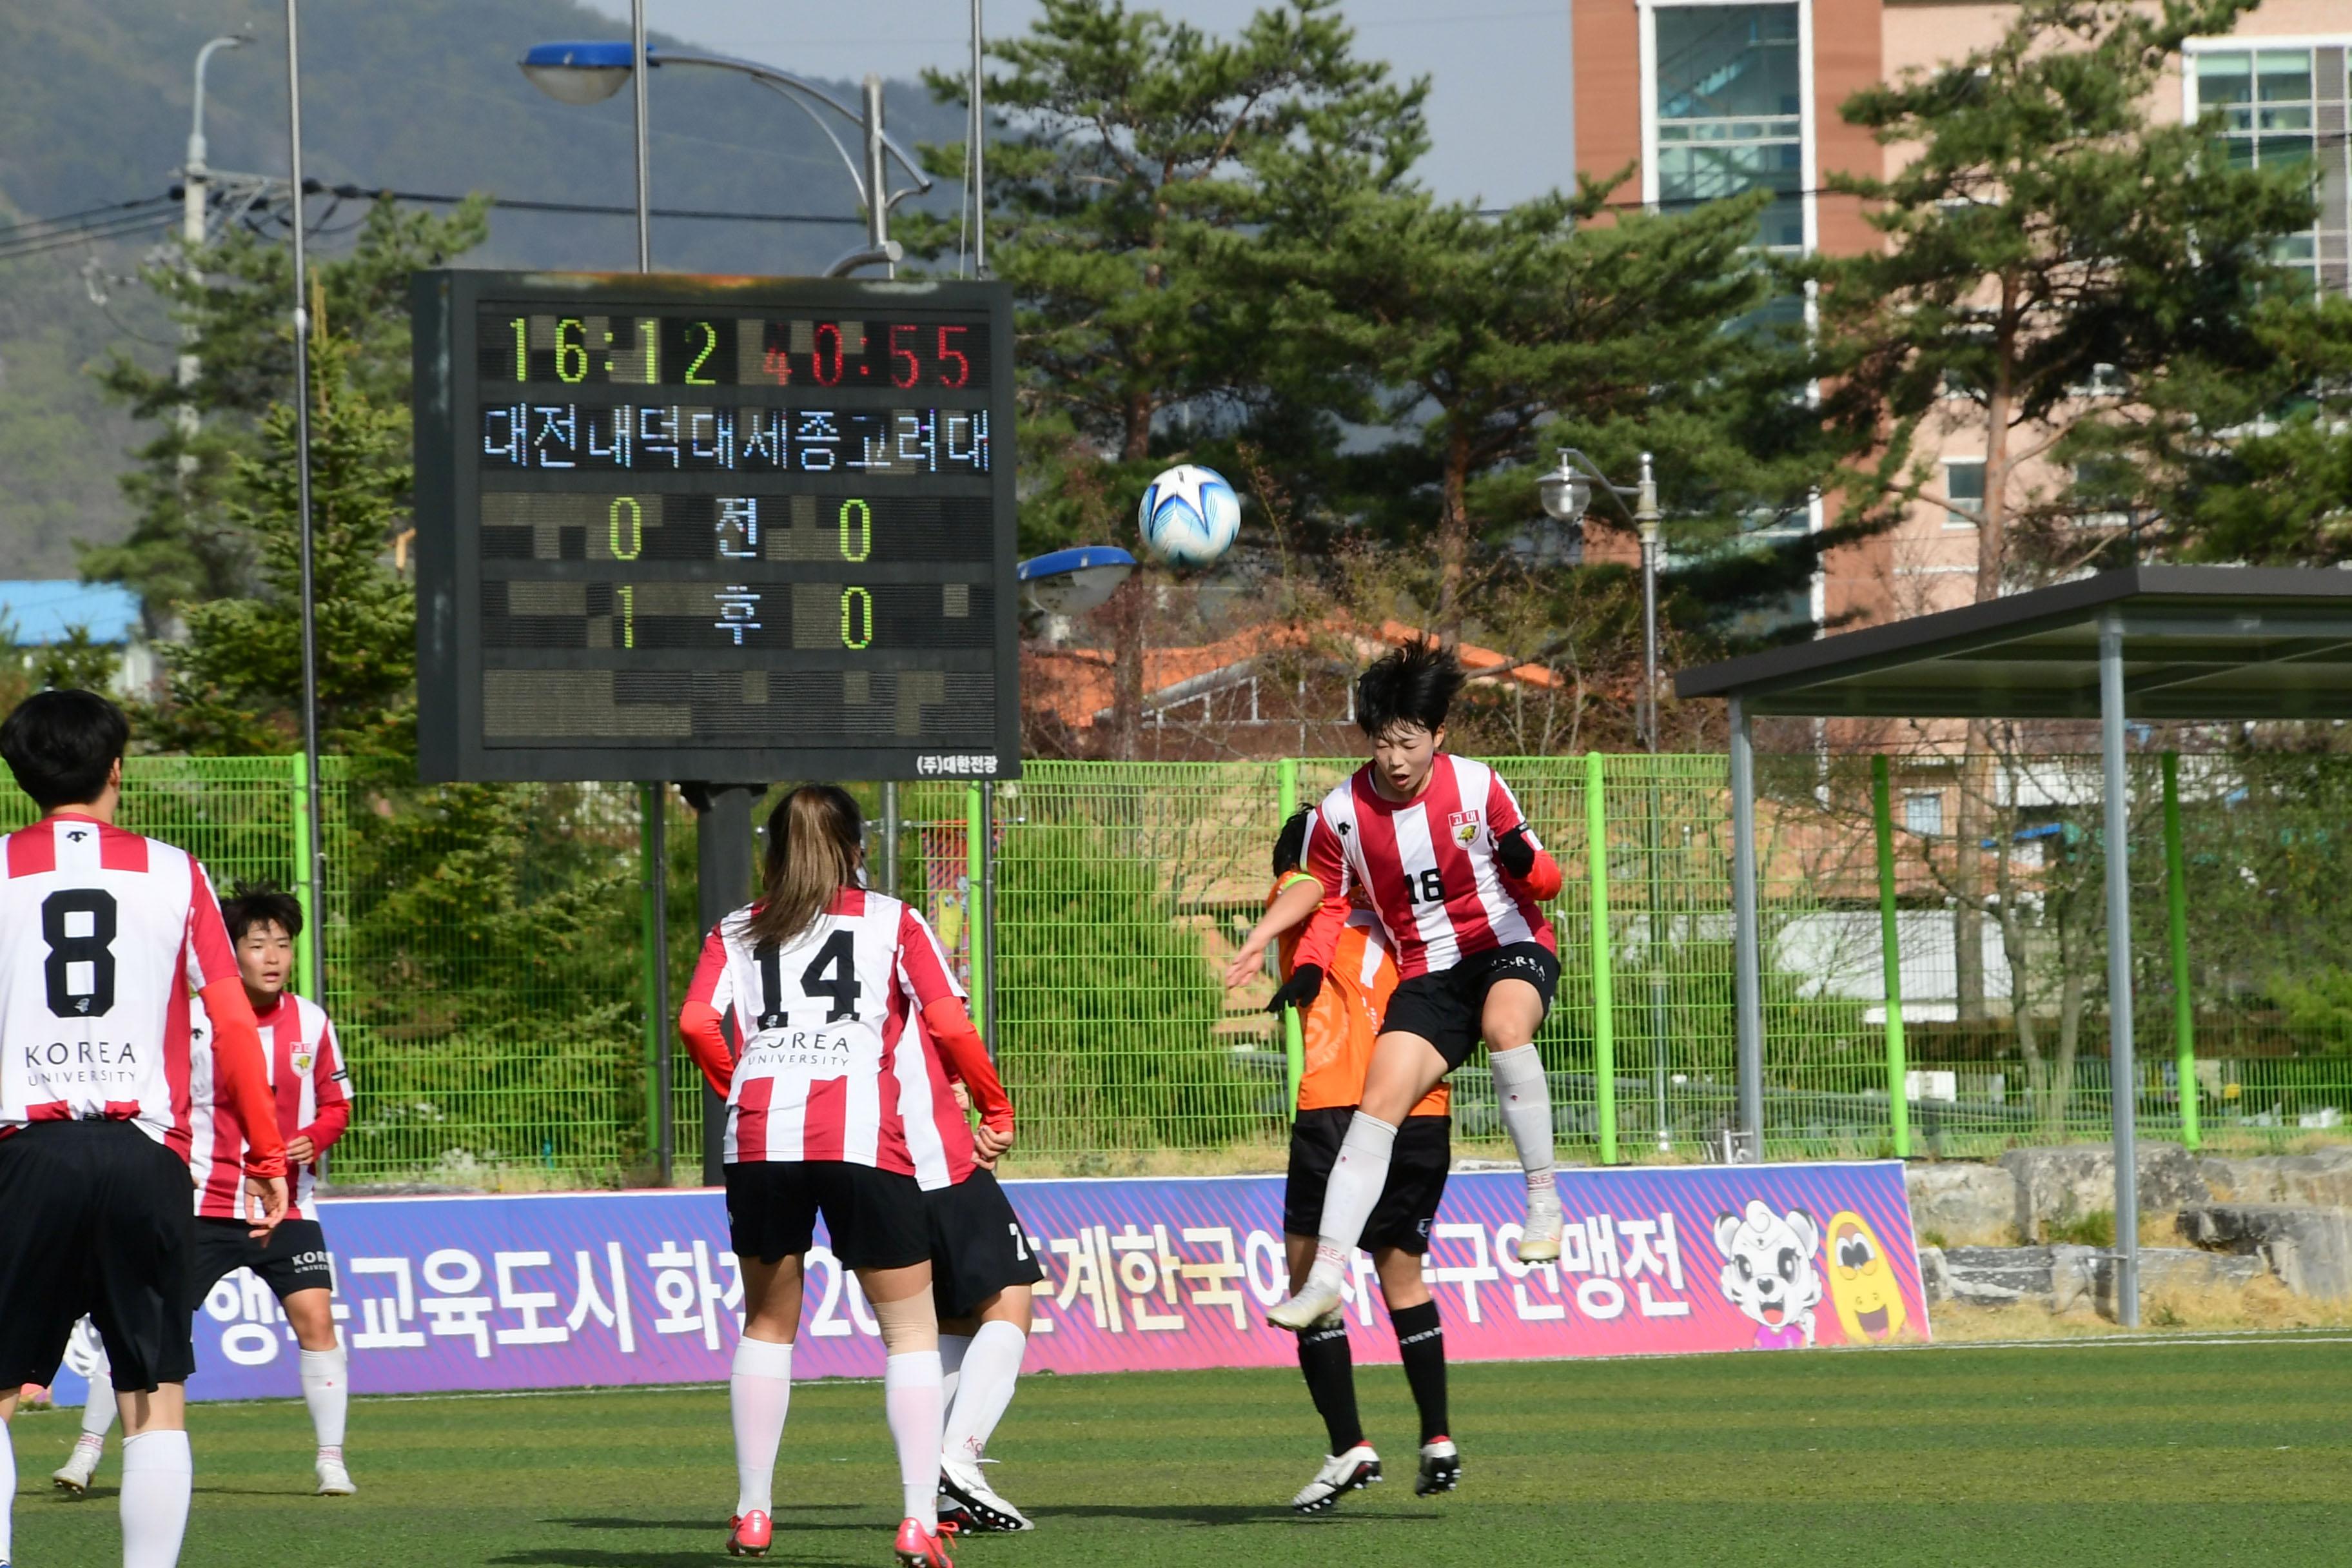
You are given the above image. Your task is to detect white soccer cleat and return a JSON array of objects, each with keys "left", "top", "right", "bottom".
[
  {"left": 939, "top": 1453, "right": 1033, "bottom": 1533},
  {"left": 52, "top": 1438, "right": 103, "bottom": 1497},
  {"left": 314, "top": 1451, "right": 357, "bottom": 1496},
  {"left": 1519, "top": 1195, "right": 1565, "bottom": 1262},
  {"left": 1289, "top": 1444, "right": 1382, "bottom": 1514},
  {"left": 1267, "top": 1277, "right": 1346, "bottom": 1330}
]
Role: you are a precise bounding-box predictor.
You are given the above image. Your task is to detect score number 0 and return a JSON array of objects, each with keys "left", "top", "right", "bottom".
[{"left": 603, "top": 496, "right": 876, "bottom": 650}]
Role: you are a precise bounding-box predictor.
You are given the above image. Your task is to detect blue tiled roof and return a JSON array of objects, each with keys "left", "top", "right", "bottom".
[{"left": 0, "top": 581, "right": 144, "bottom": 645}]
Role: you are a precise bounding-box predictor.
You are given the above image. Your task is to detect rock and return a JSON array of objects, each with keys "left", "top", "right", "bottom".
[
  {"left": 2197, "top": 1146, "right": 2352, "bottom": 1208},
  {"left": 1906, "top": 1162, "right": 2020, "bottom": 1245},
  {"left": 1936, "top": 1242, "right": 2267, "bottom": 1317},
  {"left": 1917, "top": 1244, "right": 1952, "bottom": 1304},
  {"left": 2180, "top": 1204, "right": 2352, "bottom": 1300},
  {"left": 1939, "top": 1246, "right": 2060, "bottom": 1308},
  {"left": 1996, "top": 1142, "right": 2208, "bottom": 1239}
]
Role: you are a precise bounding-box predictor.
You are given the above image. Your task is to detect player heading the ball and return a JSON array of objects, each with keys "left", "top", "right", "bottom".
[
  {"left": 1226, "top": 641, "right": 1566, "bottom": 1332},
  {"left": 678, "top": 785, "right": 1014, "bottom": 1567},
  {"left": 0, "top": 690, "right": 288, "bottom": 1568}
]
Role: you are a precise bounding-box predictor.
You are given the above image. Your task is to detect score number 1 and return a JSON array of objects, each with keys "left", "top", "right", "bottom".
[{"left": 600, "top": 496, "right": 879, "bottom": 650}]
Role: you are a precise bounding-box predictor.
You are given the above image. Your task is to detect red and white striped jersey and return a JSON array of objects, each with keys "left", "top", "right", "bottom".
[
  {"left": 189, "top": 991, "right": 351, "bottom": 1220},
  {"left": 0, "top": 815, "right": 241, "bottom": 1157},
  {"left": 1298, "top": 755, "right": 1556, "bottom": 980},
  {"left": 683, "top": 888, "right": 975, "bottom": 1188}
]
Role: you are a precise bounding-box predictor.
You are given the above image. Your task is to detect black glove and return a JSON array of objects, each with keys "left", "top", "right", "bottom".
[
  {"left": 1496, "top": 825, "right": 1537, "bottom": 878},
  {"left": 1267, "top": 964, "right": 1324, "bottom": 1015}
]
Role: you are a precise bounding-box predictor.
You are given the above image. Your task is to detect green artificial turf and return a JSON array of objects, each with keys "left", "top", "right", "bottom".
[{"left": 10, "top": 1334, "right": 2352, "bottom": 1567}]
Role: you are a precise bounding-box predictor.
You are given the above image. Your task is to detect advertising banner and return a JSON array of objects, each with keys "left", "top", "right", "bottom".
[{"left": 41, "top": 1162, "right": 1926, "bottom": 1404}]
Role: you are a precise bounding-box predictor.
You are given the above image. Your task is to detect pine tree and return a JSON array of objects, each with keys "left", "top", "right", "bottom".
[
  {"left": 146, "top": 326, "right": 415, "bottom": 757},
  {"left": 1810, "top": 0, "right": 2320, "bottom": 593},
  {"left": 88, "top": 197, "right": 487, "bottom": 628}
]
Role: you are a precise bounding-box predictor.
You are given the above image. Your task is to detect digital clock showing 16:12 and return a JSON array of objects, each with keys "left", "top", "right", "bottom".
[
  {"left": 481, "top": 311, "right": 997, "bottom": 390},
  {"left": 413, "top": 271, "right": 1019, "bottom": 786}
]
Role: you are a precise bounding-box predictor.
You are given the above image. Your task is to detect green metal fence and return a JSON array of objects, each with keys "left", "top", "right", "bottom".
[{"left": 11, "top": 750, "right": 2352, "bottom": 1184}]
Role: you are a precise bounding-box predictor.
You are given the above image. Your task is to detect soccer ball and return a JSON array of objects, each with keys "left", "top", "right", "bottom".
[{"left": 1137, "top": 464, "right": 1242, "bottom": 567}]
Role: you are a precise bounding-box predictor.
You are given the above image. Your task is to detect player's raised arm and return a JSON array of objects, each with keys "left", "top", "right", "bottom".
[{"left": 676, "top": 925, "right": 740, "bottom": 1098}]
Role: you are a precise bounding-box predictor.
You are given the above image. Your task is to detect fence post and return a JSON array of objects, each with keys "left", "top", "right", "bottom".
[
  {"left": 966, "top": 782, "right": 988, "bottom": 1036},
  {"left": 1871, "top": 756, "right": 1912, "bottom": 1159},
  {"left": 1585, "top": 752, "right": 1618, "bottom": 1164},
  {"left": 1278, "top": 759, "right": 1303, "bottom": 1118},
  {"left": 642, "top": 783, "right": 672, "bottom": 1184},
  {"left": 2163, "top": 752, "right": 2199, "bottom": 1150},
  {"left": 289, "top": 752, "right": 316, "bottom": 999}
]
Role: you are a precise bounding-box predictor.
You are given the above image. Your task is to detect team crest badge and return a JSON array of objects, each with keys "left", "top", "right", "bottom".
[
  {"left": 1448, "top": 809, "right": 1482, "bottom": 845},
  {"left": 292, "top": 1052, "right": 314, "bottom": 1073}
]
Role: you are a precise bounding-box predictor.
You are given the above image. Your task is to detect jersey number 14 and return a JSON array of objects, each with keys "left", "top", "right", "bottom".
[{"left": 754, "top": 929, "right": 863, "bottom": 1028}]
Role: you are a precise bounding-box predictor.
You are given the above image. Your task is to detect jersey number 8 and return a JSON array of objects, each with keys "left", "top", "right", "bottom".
[{"left": 41, "top": 889, "right": 118, "bottom": 1017}]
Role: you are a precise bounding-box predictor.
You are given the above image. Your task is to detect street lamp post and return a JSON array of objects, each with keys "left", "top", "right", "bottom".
[
  {"left": 1539, "top": 449, "right": 1674, "bottom": 1153},
  {"left": 281, "top": 0, "right": 327, "bottom": 1009},
  {"left": 1538, "top": 449, "right": 1663, "bottom": 750},
  {"left": 518, "top": 41, "right": 934, "bottom": 277},
  {"left": 179, "top": 35, "right": 248, "bottom": 485}
]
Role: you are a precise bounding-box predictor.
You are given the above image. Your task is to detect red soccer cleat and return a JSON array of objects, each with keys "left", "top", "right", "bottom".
[
  {"left": 727, "top": 1510, "right": 773, "bottom": 1557},
  {"left": 894, "top": 1516, "right": 956, "bottom": 1567}
]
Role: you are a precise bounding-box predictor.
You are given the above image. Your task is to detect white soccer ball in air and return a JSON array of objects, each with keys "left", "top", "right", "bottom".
[{"left": 1137, "top": 464, "right": 1242, "bottom": 567}]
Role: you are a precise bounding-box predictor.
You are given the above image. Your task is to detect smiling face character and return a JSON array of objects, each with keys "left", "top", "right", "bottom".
[
  {"left": 1823, "top": 1210, "right": 1908, "bottom": 1343},
  {"left": 1715, "top": 1200, "right": 1823, "bottom": 1349}
]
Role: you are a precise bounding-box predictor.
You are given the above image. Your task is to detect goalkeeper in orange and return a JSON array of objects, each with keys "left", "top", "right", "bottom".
[{"left": 1246, "top": 810, "right": 1458, "bottom": 1514}]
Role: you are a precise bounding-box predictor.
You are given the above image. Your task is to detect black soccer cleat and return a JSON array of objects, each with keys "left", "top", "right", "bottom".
[{"left": 1415, "top": 1438, "right": 1460, "bottom": 1496}]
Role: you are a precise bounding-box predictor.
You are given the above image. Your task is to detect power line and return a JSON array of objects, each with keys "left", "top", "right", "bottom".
[{"left": 298, "top": 181, "right": 864, "bottom": 226}]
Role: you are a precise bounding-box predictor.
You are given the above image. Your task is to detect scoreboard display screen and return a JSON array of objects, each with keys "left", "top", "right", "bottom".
[{"left": 411, "top": 270, "right": 1019, "bottom": 783}]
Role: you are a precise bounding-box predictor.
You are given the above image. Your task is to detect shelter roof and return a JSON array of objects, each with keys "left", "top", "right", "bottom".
[{"left": 1674, "top": 566, "right": 2352, "bottom": 720}]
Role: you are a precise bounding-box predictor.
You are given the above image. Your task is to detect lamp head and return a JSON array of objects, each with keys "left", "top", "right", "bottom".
[
  {"left": 1536, "top": 452, "right": 1592, "bottom": 526},
  {"left": 520, "top": 41, "right": 639, "bottom": 105}
]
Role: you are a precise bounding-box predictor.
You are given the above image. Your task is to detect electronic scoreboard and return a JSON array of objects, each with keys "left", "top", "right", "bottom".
[{"left": 411, "top": 270, "right": 1019, "bottom": 783}]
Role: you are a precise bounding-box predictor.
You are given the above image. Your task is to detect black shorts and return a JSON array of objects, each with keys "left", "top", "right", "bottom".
[
  {"left": 725, "top": 1159, "right": 931, "bottom": 1271},
  {"left": 187, "top": 1216, "right": 335, "bottom": 1307},
  {"left": 1382, "top": 941, "right": 1562, "bottom": 1070},
  {"left": 928, "top": 1167, "right": 1046, "bottom": 1317},
  {"left": 0, "top": 1121, "right": 197, "bottom": 1392},
  {"left": 1284, "top": 1108, "right": 1452, "bottom": 1256}
]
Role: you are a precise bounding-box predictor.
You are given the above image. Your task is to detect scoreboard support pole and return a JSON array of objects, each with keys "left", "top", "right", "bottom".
[{"left": 692, "top": 783, "right": 764, "bottom": 1186}]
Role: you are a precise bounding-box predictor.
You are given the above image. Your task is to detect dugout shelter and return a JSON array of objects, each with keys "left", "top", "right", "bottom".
[{"left": 1678, "top": 565, "right": 2352, "bottom": 1326}]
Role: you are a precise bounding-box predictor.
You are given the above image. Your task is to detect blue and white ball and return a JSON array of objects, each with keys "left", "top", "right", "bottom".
[{"left": 1137, "top": 464, "right": 1242, "bottom": 567}]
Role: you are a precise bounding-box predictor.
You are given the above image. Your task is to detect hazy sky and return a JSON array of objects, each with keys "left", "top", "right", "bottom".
[{"left": 574, "top": 1, "right": 1576, "bottom": 207}]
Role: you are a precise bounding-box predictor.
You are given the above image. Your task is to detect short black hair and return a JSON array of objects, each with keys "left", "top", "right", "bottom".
[
  {"left": 0, "top": 689, "right": 129, "bottom": 812},
  {"left": 222, "top": 881, "right": 304, "bottom": 944},
  {"left": 1355, "top": 639, "right": 1463, "bottom": 740},
  {"left": 1271, "top": 808, "right": 1312, "bottom": 878}
]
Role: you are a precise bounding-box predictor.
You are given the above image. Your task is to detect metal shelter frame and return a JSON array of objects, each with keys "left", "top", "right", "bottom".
[{"left": 1676, "top": 565, "right": 2352, "bottom": 1327}]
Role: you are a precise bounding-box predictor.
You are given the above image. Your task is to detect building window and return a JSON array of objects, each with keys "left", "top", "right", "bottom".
[
  {"left": 1653, "top": 5, "right": 1806, "bottom": 255},
  {"left": 2190, "top": 44, "right": 2350, "bottom": 295},
  {"left": 1904, "top": 792, "right": 1944, "bottom": 837},
  {"left": 1942, "top": 458, "right": 1985, "bottom": 529}
]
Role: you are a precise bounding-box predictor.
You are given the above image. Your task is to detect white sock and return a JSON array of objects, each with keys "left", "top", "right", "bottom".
[
  {"left": 942, "top": 1320, "right": 1026, "bottom": 1462},
  {"left": 300, "top": 1347, "right": 349, "bottom": 1451},
  {"left": 1, "top": 1415, "right": 15, "bottom": 1563},
  {"left": 939, "top": 1332, "right": 972, "bottom": 1407},
  {"left": 120, "top": 1429, "right": 193, "bottom": 1568},
  {"left": 883, "top": 1351, "right": 943, "bottom": 1531},
  {"left": 729, "top": 1337, "right": 793, "bottom": 1517},
  {"left": 83, "top": 1353, "right": 119, "bottom": 1442},
  {"left": 1489, "top": 1046, "right": 1558, "bottom": 1201},
  {"left": 1308, "top": 1113, "right": 1399, "bottom": 1294}
]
